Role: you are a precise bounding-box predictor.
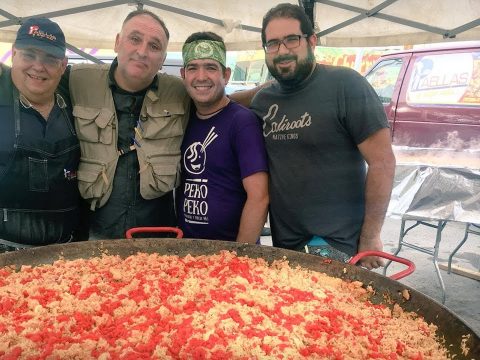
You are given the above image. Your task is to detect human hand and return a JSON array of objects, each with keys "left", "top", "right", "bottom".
[{"left": 357, "top": 235, "right": 385, "bottom": 270}]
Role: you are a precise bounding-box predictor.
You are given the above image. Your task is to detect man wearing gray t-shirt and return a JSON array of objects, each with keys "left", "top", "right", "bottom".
[{"left": 251, "top": 4, "right": 396, "bottom": 269}]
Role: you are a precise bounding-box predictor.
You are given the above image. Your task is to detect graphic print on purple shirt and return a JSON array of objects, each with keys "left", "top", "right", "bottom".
[
  {"left": 184, "top": 127, "right": 218, "bottom": 175},
  {"left": 178, "top": 102, "right": 268, "bottom": 241},
  {"left": 182, "top": 127, "right": 218, "bottom": 225}
]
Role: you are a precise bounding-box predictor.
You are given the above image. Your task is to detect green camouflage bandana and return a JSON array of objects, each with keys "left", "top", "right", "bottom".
[{"left": 182, "top": 40, "right": 226, "bottom": 67}]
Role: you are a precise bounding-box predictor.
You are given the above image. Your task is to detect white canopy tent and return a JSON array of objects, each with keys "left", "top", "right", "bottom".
[{"left": 0, "top": 0, "right": 479, "bottom": 56}]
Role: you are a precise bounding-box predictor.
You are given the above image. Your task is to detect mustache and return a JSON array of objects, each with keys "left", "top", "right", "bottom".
[{"left": 273, "top": 55, "right": 297, "bottom": 65}]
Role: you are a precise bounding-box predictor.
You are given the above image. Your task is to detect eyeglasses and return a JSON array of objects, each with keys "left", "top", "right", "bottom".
[
  {"left": 263, "top": 34, "right": 309, "bottom": 54},
  {"left": 16, "top": 49, "right": 63, "bottom": 68}
]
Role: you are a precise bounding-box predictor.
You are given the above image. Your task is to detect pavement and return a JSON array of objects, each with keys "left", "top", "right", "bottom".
[{"left": 260, "top": 216, "right": 480, "bottom": 336}]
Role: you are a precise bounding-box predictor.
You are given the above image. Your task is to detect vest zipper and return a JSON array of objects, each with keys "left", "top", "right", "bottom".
[{"left": 3, "top": 209, "right": 7, "bottom": 222}]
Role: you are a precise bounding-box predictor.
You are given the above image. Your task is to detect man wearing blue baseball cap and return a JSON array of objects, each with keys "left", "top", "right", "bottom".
[{"left": 0, "top": 17, "right": 81, "bottom": 250}]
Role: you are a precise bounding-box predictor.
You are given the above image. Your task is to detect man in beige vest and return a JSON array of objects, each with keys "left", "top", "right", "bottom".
[{"left": 68, "top": 10, "right": 190, "bottom": 239}]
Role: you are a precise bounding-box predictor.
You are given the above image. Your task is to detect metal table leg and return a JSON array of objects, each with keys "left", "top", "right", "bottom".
[
  {"left": 383, "top": 217, "right": 448, "bottom": 304},
  {"left": 433, "top": 221, "right": 447, "bottom": 304},
  {"left": 448, "top": 223, "right": 480, "bottom": 273}
]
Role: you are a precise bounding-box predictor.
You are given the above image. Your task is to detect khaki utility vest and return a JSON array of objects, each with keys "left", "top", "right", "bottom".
[{"left": 69, "top": 64, "right": 190, "bottom": 210}]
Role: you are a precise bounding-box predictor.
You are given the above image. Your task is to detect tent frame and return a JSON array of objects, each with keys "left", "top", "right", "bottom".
[{"left": 0, "top": 0, "right": 479, "bottom": 60}]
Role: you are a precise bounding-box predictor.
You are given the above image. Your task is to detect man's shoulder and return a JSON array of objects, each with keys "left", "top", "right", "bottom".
[
  {"left": 318, "top": 64, "right": 364, "bottom": 82},
  {"left": 229, "top": 100, "right": 252, "bottom": 112},
  {"left": 156, "top": 72, "right": 188, "bottom": 97},
  {"left": 70, "top": 63, "right": 110, "bottom": 73},
  {"left": 0, "top": 63, "right": 13, "bottom": 106},
  {"left": 68, "top": 64, "right": 110, "bottom": 88},
  {"left": 157, "top": 72, "right": 183, "bottom": 86},
  {"left": 314, "top": 64, "right": 372, "bottom": 96},
  {"left": 228, "top": 101, "right": 258, "bottom": 120},
  {"left": 251, "top": 81, "right": 281, "bottom": 107},
  {"left": 0, "top": 63, "right": 10, "bottom": 78}
]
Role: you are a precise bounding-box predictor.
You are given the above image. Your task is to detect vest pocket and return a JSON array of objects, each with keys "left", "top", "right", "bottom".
[
  {"left": 77, "top": 159, "right": 109, "bottom": 201},
  {"left": 141, "top": 103, "right": 185, "bottom": 139},
  {"left": 73, "top": 106, "right": 114, "bottom": 144},
  {"left": 141, "top": 154, "right": 180, "bottom": 199}
]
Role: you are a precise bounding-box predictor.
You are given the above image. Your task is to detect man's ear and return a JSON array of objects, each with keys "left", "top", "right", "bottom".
[
  {"left": 308, "top": 33, "right": 317, "bottom": 50},
  {"left": 159, "top": 51, "right": 167, "bottom": 70},
  {"left": 114, "top": 33, "right": 120, "bottom": 53},
  {"left": 224, "top": 67, "right": 232, "bottom": 84},
  {"left": 61, "top": 57, "right": 68, "bottom": 72},
  {"left": 180, "top": 67, "right": 185, "bottom": 79}
]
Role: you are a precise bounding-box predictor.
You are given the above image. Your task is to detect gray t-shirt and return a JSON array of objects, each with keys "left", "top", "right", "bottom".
[{"left": 251, "top": 64, "right": 388, "bottom": 255}]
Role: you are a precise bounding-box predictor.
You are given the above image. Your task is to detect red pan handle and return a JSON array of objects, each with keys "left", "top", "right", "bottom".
[
  {"left": 125, "top": 227, "right": 184, "bottom": 239},
  {"left": 349, "top": 251, "right": 415, "bottom": 280}
]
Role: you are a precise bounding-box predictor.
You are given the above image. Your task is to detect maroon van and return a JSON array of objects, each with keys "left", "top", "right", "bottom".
[{"left": 365, "top": 45, "right": 480, "bottom": 160}]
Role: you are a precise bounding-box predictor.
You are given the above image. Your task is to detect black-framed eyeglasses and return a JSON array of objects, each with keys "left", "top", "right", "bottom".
[
  {"left": 263, "top": 34, "right": 309, "bottom": 53},
  {"left": 17, "top": 49, "right": 63, "bottom": 68}
]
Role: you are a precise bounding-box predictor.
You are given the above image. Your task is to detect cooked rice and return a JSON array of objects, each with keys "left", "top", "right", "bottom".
[{"left": 0, "top": 251, "right": 450, "bottom": 359}]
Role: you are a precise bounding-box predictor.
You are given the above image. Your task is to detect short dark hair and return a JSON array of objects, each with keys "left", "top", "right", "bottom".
[
  {"left": 261, "top": 3, "right": 314, "bottom": 45},
  {"left": 123, "top": 9, "right": 170, "bottom": 40},
  {"left": 184, "top": 31, "right": 224, "bottom": 45},
  {"left": 184, "top": 32, "right": 227, "bottom": 72}
]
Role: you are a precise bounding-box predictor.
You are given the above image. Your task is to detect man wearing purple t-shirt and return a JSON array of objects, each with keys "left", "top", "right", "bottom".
[{"left": 178, "top": 32, "right": 269, "bottom": 243}]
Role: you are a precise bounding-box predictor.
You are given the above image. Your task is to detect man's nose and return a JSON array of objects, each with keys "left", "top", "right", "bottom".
[
  {"left": 197, "top": 67, "right": 208, "bottom": 79},
  {"left": 136, "top": 41, "right": 149, "bottom": 56},
  {"left": 31, "top": 56, "right": 47, "bottom": 69},
  {"left": 277, "top": 41, "right": 291, "bottom": 55}
]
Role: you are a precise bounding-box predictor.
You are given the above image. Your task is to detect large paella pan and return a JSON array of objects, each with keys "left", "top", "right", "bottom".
[{"left": 0, "top": 238, "right": 478, "bottom": 359}]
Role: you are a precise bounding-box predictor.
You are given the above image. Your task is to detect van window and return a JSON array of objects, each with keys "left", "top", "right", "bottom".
[
  {"left": 232, "top": 59, "right": 268, "bottom": 84},
  {"left": 406, "top": 52, "right": 480, "bottom": 106},
  {"left": 233, "top": 62, "right": 248, "bottom": 82},
  {"left": 365, "top": 58, "right": 403, "bottom": 103}
]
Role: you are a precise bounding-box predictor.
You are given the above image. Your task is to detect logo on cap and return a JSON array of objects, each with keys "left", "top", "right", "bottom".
[
  {"left": 28, "top": 25, "right": 57, "bottom": 42},
  {"left": 28, "top": 26, "right": 39, "bottom": 35}
]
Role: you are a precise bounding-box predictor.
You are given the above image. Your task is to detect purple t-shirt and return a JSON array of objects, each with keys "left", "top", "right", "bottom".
[{"left": 178, "top": 101, "right": 268, "bottom": 241}]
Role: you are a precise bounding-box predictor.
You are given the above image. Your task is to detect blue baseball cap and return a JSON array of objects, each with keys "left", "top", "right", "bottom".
[{"left": 14, "top": 17, "right": 66, "bottom": 58}]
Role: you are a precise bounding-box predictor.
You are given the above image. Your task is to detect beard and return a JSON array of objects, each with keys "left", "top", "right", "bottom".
[{"left": 267, "top": 47, "right": 316, "bottom": 88}]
